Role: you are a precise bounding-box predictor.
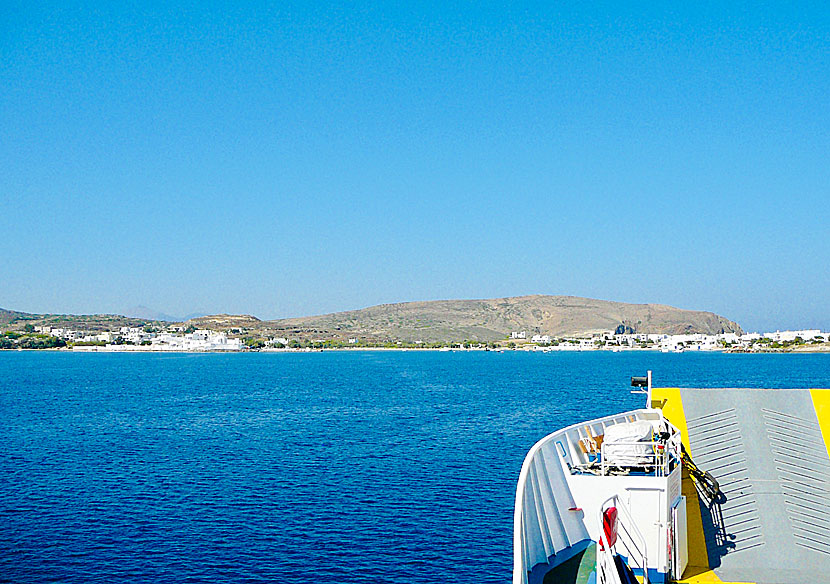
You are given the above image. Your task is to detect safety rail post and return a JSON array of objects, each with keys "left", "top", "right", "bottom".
[{"left": 597, "top": 495, "right": 649, "bottom": 584}]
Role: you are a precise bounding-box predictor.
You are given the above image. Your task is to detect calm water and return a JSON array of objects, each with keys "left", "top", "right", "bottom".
[{"left": 1, "top": 351, "right": 828, "bottom": 583}]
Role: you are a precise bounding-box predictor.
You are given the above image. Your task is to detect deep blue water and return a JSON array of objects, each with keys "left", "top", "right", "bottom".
[{"left": 1, "top": 351, "right": 828, "bottom": 583}]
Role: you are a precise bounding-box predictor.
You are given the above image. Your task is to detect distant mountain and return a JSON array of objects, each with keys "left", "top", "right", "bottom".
[
  {"left": 124, "top": 306, "right": 207, "bottom": 322},
  {"left": 124, "top": 305, "right": 179, "bottom": 322},
  {"left": 269, "top": 295, "right": 743, "bottom": 342}
]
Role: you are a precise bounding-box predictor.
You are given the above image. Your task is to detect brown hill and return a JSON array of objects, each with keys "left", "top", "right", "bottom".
[
  {"left": 269, "top": 295, "right": 742, "bottom": 342},
  {"left": 0, "top": 308, "right": 30, "bottom": 325},
  {"left": 0, "top": 308, "right": 150, "bottom": 332},
  {"left": 1, "top": 296, "right": 743, "bottom": 343}
]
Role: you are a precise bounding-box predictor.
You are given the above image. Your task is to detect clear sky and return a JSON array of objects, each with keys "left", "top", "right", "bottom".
[{"left": 2, "top": 2, "right": 828, "bottom": 331}]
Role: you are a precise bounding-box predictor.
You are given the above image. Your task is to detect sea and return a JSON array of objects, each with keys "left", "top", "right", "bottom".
[{"left": 1, "top": 351, "right": 828, "bottom": 583}]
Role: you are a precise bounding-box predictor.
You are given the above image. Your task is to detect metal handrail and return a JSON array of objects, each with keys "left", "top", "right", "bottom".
[
  {"left": 600, "top": 435, "right": 681, "bottom": 477},
  {"left": 513, "top": 408, "right": 660, "bottom": 584},
  {"left": 597, "top": 494, "right": 649, "bottom": 584}
]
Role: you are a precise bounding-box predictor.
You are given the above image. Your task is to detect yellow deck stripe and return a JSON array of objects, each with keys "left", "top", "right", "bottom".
[
  {"left": 810, "top": 389, "right": 830, "bottom": 461},
  {"left": 651, "top": 388, "right": 754, "bottom": 584}
]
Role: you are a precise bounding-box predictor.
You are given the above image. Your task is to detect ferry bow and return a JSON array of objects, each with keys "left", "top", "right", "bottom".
[{"left": 513, "top": 372, "right": 830, "bottom": 584}]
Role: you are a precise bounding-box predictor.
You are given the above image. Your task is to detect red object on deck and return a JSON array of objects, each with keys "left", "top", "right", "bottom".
[{"left": 603, "top": 506, "right": 618, "bottom": 548}]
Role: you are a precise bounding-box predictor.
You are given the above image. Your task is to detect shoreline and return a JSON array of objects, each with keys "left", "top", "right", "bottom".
[{"left": 2, "top": 345, "right": 828, "bottom": 354}]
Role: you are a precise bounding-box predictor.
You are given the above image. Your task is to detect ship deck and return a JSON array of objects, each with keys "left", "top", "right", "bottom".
[{"left": 654, "top": 387, "right": 830, "bottom": 584}]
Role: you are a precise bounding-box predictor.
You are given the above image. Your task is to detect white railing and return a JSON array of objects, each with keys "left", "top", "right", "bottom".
[
  {"left": 596, "top": 495, "right": 648, "bottom": 584},
  {"left": 599, "top": 430, "right": 681, "bottom": 477},
  {"left": 513, "top": 408, "right": 657, "bottom": 584}
]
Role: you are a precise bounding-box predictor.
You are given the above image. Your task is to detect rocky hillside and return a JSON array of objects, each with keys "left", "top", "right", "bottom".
[
  {"left": 0, "top": 308, "right": 150, "bottom": 331},
  {"left": 183, "top": 314, "right": 261, "bottom": 330},
  {"left": 269, "top": 295, "right": 742, "bottom": 342},
  {"left": 0, "top": 308, "right": 29, "bottom": 326},
  {"left": 1, "top": 295, "right": 743, "bottom": 343}
]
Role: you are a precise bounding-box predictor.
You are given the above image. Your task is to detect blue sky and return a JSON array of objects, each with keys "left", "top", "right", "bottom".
[{"left": 2, "top": 2, "right": 828, "bottom": 331}]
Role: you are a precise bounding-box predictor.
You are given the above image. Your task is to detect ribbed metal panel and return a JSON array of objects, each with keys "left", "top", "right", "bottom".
[
  {"left": 686, "top": 407, "right": 765, "bottom": 554},
  {"left": 681, "top": 388, "right": 830, "bottom": 584},
  {"left": 763, "top": 408, "right": 830, "bottom": 557}
]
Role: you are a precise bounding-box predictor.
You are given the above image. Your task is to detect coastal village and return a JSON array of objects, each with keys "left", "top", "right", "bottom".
[{"left": 1, "top": 324, "right": 827, "bottom": 353}]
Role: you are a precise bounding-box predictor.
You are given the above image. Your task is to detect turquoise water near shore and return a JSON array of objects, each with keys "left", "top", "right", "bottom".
[{"left": 1, "top": 351, "right": 828, "bottom": 583}]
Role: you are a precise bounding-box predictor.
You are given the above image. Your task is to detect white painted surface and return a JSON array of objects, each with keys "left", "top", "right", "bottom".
[
  {"left": 514, "top": 409, "right": 682, "bottom": 584},
  {"left": 672, "top": 496, "right": 688, "bottom": 580}
]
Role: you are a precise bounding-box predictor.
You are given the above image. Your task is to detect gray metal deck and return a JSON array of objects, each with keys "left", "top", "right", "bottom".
[{"left": 681, "top": 389, "right": 830, "bottom": 584}]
